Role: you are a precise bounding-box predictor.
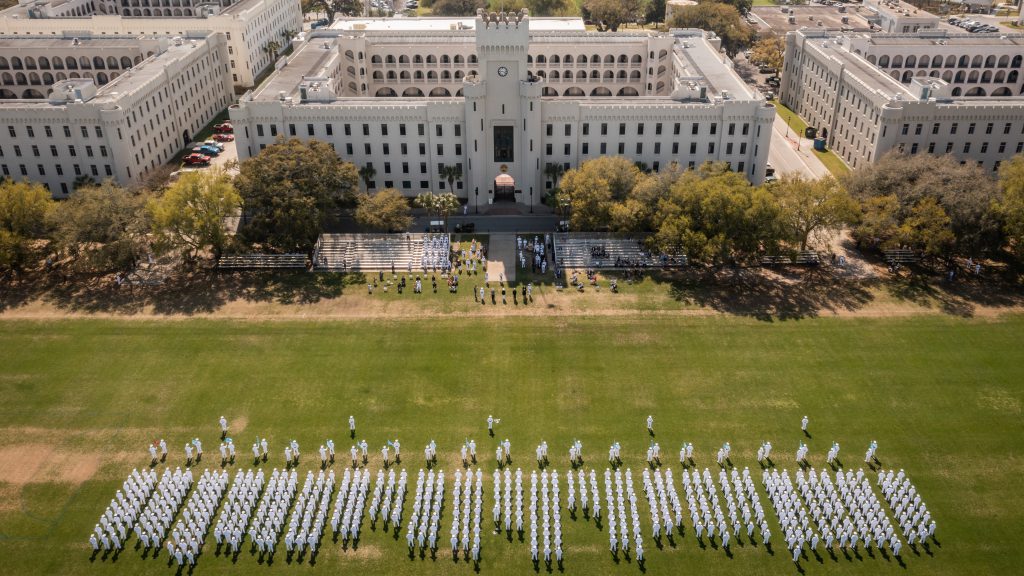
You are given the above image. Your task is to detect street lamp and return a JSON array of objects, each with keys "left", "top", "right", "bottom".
[
  {"left": 785, "top": 114, "right": 790, "bottom": 138},
  {"left": 474, "top": 187, "right": 479, "bottom": 215},
  {"left": 529, "top": 186, "right": 533, "bottom": 214}
]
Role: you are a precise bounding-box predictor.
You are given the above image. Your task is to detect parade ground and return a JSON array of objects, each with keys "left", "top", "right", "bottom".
[{"left": 0, "top": 314, "right": 1022, "bottom": 575}]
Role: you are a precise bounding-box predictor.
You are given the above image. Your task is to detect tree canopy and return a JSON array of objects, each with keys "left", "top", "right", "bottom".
[
  {"left": 47, "top": 182, "right": 150, "bottom": 272},
  {"left": 354, "top": 189, "right": 413, "bottom": 232},
  {"left": 749, "top": 35, "right": 784, "bottom": 73},
  {"left": 583, "top": 0, "right": 646, "bottom": 31},
  {"left": 148, "top": 170, "right": 241, "bottom": 262},
  {"left": 0, "top": 179, "right": 54, "bottom": 271},
  {"left": 235, "top": 138, "right": 359, "bottom": 253},
  {"left": 844, "top": 151, "right": 1003, "bottom": 257},
  {"left": 996, "top": 154, "right": 1024, "bottom": 258},
  {"left": 668, "top": 2, "right": 756, "bottom": 56},
  {"left": 431, "top": 0, "right": 486, "bottom": 16},
  {"left": 772, "top": 174, "right": 858, "bottom": 250}
]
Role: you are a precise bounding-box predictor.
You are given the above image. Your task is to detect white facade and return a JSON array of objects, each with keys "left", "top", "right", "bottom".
[
  {"left": 0, "top": 0, "right": 302, "bottom": 88},
  {"left": 0, "top": 32, "right": 234, "bottom": 196},
  {"left": 863, "top": 0, "right": 940, "bottom": 33},
  {"left": 230, "top": 12, "right": 775, "bottom": 210},
  {"left": 780, "top": 28, "right": 1024, "bottom": 172}
]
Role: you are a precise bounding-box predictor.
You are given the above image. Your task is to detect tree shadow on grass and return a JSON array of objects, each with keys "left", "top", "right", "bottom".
[
  {"left": 3, "top": 268, "right": 361, "bottom": 316},
  {"left": 665, "top": 267, "right": 876, "bottom": 321}
]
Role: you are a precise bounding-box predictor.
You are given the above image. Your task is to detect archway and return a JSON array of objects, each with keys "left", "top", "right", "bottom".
[{"left": 493, "top": 173, "right": 515, "bottom": 203}]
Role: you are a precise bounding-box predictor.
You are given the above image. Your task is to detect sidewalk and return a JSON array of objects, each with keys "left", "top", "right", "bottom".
[{"left": 486, "top": 233, "right": 518, "bottom": 283}]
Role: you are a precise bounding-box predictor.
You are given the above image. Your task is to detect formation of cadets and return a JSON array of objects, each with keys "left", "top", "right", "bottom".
[{"left": 94, "top": 414, "right": 938, "bottom": 567}]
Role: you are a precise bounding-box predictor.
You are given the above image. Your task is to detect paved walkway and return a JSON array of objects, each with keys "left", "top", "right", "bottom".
[
  {"left": 768, "top": 114, "right": 831, "bottom": 179},
  {"left": 486, "top": 233, "right": 518, "bottom": 283}
]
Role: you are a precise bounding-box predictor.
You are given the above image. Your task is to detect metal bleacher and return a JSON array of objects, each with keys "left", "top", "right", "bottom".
[
  {"left": 552, "top": 233, "right": 686, "bottom": 269},
  {"left": 314, "top": 233, "right": 447, "bottom": 271},
  {"left": 218, "top": 254, "right": 308, "bottom": 269}
]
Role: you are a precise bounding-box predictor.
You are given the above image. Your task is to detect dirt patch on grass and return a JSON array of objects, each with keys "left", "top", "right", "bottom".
[
  {"left": 977, "top": 387, "right": 1022, "bottom": 415},
  {"left": 0, "top": 443, "right": 101, "bottom": 485}
]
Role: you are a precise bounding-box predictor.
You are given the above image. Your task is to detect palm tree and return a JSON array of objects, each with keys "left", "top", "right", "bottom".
[
  {"left": 543, "top": 162, "right": 565, "bottom": 190},
  {"left": 358, "top": 165, "right": 376, "bottom": 191},
  {"left": 263, "top": 40, "right": 282, "bottom": 62},
  {"left": 281, "top": 29, "right": 296, "bottom": 45},
  {"left": 439, "top": 164, "right": 463, "bottom": 194}
]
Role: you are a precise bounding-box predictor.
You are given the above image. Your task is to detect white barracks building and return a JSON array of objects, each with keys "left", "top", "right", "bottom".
[
  {"left": 229, "top": 10, "right": 775, "bottom": 210},
  {"left": 781, "top": 2, "right": 1024, "bottom": 172},
  {"left": 0, "top": 0, "right": 302, "bottom": 88}
]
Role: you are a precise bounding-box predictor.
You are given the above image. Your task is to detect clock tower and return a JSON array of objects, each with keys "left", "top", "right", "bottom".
[{"left": 464, "top": 8, "right": 542, "bottom": 210}]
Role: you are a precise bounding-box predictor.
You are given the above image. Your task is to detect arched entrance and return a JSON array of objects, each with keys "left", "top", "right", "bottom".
[{"left": 493, "top": 173, "right": 516, "bottom": 202}]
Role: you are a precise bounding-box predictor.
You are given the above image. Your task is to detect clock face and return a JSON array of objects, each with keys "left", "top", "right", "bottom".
[{"left": 497, "top": 66, "right": 509, "bottom": 78}]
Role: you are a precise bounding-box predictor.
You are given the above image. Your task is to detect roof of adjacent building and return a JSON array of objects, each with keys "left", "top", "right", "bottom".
[{"left": 331, "top": 16, "right": 586, "bottom": 32}]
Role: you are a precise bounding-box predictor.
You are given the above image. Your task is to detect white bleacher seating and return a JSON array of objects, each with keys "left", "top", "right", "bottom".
[
  {"left": 314, "top": 233, "right": 451, "bottom": 272},
  {"left": 552, "top": 233, "right": 685, "bottom": 269},
  {"left": 217, "top": 254, "right": 308, "bottom": 269}
]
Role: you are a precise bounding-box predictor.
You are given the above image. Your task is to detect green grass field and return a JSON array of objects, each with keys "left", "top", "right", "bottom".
[{"left": 1, "top": 315, "right": 1022, "bottom": 575}]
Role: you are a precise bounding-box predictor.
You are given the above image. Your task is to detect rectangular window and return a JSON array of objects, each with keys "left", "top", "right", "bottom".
[
  {"left": 50, "top": 145, "right": 57, "bottom": 157},
  {"left": 963, "top": 143, "right": 971, "bottom": 153},
  {"left": 932, "top": 123, "right": 939, "bottom": 135},
  {"left": 672, "top": 143, "right": 679, "bottom": 154},
  {"left": 546, "top": 124, "right": 553, "bottom": 137},
  {"left": 654, "top": 142, "right": 661, "bottom": 154},
  {"left": 384, "top": 162, "right": 391, "bottom": 174},
  {"left": 493, "top": 126, "right": 514, "bottom": 162},
  {"left": 436, "top": 125, "right": 443, "bottom": 137},
  {"left": 363, "top": 124, "right": 370, "bottom": 136},
  {"left": 901, "top": 124, "right": 909, "bottom": 136},
  {"left": 985, "top": 123, "right": 993, "bottom": 135},
  {"left": 742, "top": 123, "right": 749, "bottom": 136},
  {"left": 600, "top": 123, "right": 608, "bottom": 136},
  {"left": 617, "top": 143, "right": 624, "bottom": 154},
  {"left": 968, "top": 123, "right": 975, "bottom": 135},
  {"left": 436, "top": 144, "right": 443, "bottom": 156},
  {"left": 726, "top": 143, "right": 733, "bottom": 155},
  {"left": 582, "top": 123, "right": 590, "bottom": 136},
  {"left": 582, "top": 143, "right": 589, "bottom": 154},
  {"left": 81, "top": 126, "right": 88, "bottom": 138},
  {"left": 344, "top": 124, "right": 351, "bottom": 136},
  {"left": 381, "top": 124, "right": 388, "bottom": 136},
  {"left": 637, "top": 123, "right": 644, "bottom": 136},
  {"left": 689, "top": 142, "right": 696, "bottom": 154},
  {"left": 600, "top": 143, "right": 607, "bottom": 154},
  {"left": 383, "top": 144, "right": 390, "bottom": 155},
  {"left": 655, "top": 123, "right": 663, "bottom": 136},
  {"left": 951, "top": 123, "right": 958, "bottom": 135},
  {"left": 619, "top": 123, "right": 626, "bottom": 136},
  {"left": 326, "top": 124, "right": 333, "bottom": 136},
  {"left": 928, "top": 142, "right": 936, "bottom": 153},
  {"left": 307, "top": 124, "right": 315, "bottom": 136},
  {"left": 364, "top": 143, "right": 371, "bottom": 154},
  {"left": 691, "top": 123, "right": 698, "bottom": 135},
  {"left": 914, "top": 124, "right": 922, "bottom": 136},
  {"left": 27, "top": 126, "right": 34, "bottom": 138},
  {"left": 946, "top": 142, "right": 954, "bottom": 153},
  {"left": 708, "top": 143, "right": 715, "bottom": 154},
  {"left": 269, "top": 125, "right": 277, "bottom": 137},
  {"left": 980, "top": 142, "right": 988, "bottom": 153},
  {"left": 635, "top": 143, "right": 642, "bottom": 154},
  {"left": 63, "top": 126, "right": 71, "bottom": 138},
  {"left": 418, "top": 124, "right": 425, "bottom": 137},
  {"left": 564, "top": 143, "right": 571, "bottom": 155},
  {"left": 564, "top": 124, "right": 571, "bottom": 137},
  {"left": 710, "top": 123, "right": 717, "bottom": 135},
  {"left": 419, "top": 143, "right": 426, "bottom": 155},
  {"left": 44, "top": 126, "right": 52, "bottom": 138},
  {"left": 728, "top": 123, "right": 735, "bottom": 136},
  {"left": 399, "top": 124, "right": 407, "bottom": 137},
  {"left": 345, "top": 143, "right": 353, "bottom": 155},
  {"left": 401, "top": 143, "right": 408, "bottom": 155}
]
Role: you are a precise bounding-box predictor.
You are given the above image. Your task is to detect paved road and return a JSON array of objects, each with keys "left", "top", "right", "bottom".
[
  {"left": 767, "top": 114, "right": 831, "bottom": 179},
  {"left": 412, "top": 214, "right": 560, "bottom": 234}
]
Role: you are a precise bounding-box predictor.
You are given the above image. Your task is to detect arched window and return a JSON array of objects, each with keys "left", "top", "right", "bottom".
[
  {"left": 402, "top": 87, "right": 424, "bottom": 97},
  {"left": 400, "top": 71, "right": 410, "bottom": 79},
  {"left": 414, "top": 71, "right": 423, "bottom": 80},
  {"left": 454, "top": 55, "right": 464, "bottom": 64},
  {"left": 591, "top": 87, "right": 611, "bottom": 96},
  {"left": 931, "top": 56, "right": 942, "bottom": 68},
  {"left": 376, "top": 87, "right": 397, "bottom": 97},
  {"left": 441, "top": 55, "right": 450, "bottom": 64},
  {"left": 0, "top": 57, "right": 8, "bottom": 70},
  {"left": 28, "top": 72, "right": 40, "bottom": 85},
  {"left": 918, "top": 55, "right": 929, "bottom": 68},
  {"left": 107, "top": 57, "right": 118, "bottom": 70},
  {"left": 991, "top": 87, "right": 1011, "bottom": 96},
  {"left": 427, "top": 55, "right": 436, "bottom": 63},
  {"left": 994, "top": 70, "right": 1005, "bottom": 83},
  {"left": 617, "top": 87, "right": 638, "bottom": 96},
  {"left": 997, "top": 55, "right": 1009, "bottom": 68},
  {"left": 904, "top": 56, "right": 915, "bottom": 68},
  {"left": 455, "top": 70, "right": 464, "bottom": 79},
  {"left": 1012, "top": 55, "right": 1022, "bottom": 68},
  {"left": 0, "top": 88, "right": 15, "bottom": 99},
  {"left": 11, "top": 57, "right": 23, "bottom": 70},
  {"left": 42, "top": 72, "right": 53, "bottom": 85},
  {"left": 96, "top": 72, "right": 108, "bottom": 85},
  {"left": 631, "top": 55, "right": 641, "bottom": 64},
  {"left": 542, "top": 87, "right": 558, "bottom": 96},
  {"left": 951, "top": 87, "right": 962, "bottom": 96},
  {"left": 399, "top": 55, "right": 409, "bottom": 64},
  {"left": 550, "top": 70, "right": 559, "bottom": 79},
  {"left": 590, "top": 70, "right": 599, "bottom": 79},
  {"left": 971, "top": 55, "right": 983, "bottom": 68},
  {"left": 617, "top": 70, "right": 626, "bottom": 78},
  {"left": 981, "top": 70, "right": 992, "bottom": 83},
  {"left": 1009, "top": 70, "right": 1019, "bottom": 82},
  {"left": 527, "top": 55, "right": 533, "bottom": 63},
  {"left": 429, "top": 87, "right": 450, "bottom": 97},
  {"left": 413, "top": 55, "right": 423, "bottom": 64},
  {"left": 603, "top": 70, "right": 613, "bottom": 78},
  {"left": 878, "top": 55, "right": 889, "bottom": 68},
  {"left": 371, "top": 55, "right": 382, "bottom": 64},
  {"left": 468, "top": 55, "right": 478, "bottom": 63},
  {"left": 564, "top": 55, "right": 573, "bottom": 64},
  {"left": 1, "top": 72, "right": 12, "bottom": 84},
  {"left": 387, "top": 71, "right": 396, "bottom": 80},
  {"left": 15, "top": 72, "right": 26, "bottom": 85},
  {"left": 945, "top": 55, "right": 956, "bottom": 68},
  {"left": 603, "top": 54, "right": 614, "bottom": 64},
  {"left": 867, "top": 55, "right": 876, "bottom": 65},
  {"left": 93, "top": 57, "right": 105, "bottom": 69},
  {"left": 959, "top": 55, "right": 969, "bottom": 67},
  {"left": 551, "top": 55, "right": 560, "bottom": 64},
  {"left": 892, "top": 55, "right": 903, "bottom": 68},
  {"left": 576, "top": 70, "right": 586, "bottom": 79},
  {"left": 441, "top": 71, "right": 450, "bottom": 79},
  {"left": 564, "top": 87, "right": 584, "bottom": 96},
  {"left": 964, "top": 87, "right": 986, "bottom": 97},
  {"left": 985, "top": 55, "right": 996, "bottom": 68},
  {"left": 618, "top": 54, "right": 627, "bottom": 63},
  {"left": 25, "top": 57, "right": 37, "bottom": 70},
  {"left": 373, "top": 71, "right": 383, "bottom": 80},
  {"left": 427, "top": 71, "right": 436, "bottom": 80},
  {"left": 345, "top": 50, "right": 354, "bottom": 60},
  {"left": 22, "top": 88, "right": 45, "bottom": 99},
  {"left": 968, "top": 70, "right": 979, "bottom": 83},
  {"left": 902, "top": 71, "right": 912, "bottom": 83},
  {"left": 630, "top": 70, "right": 640, "bottom": 80},
  {"left": 385, "top": 55, "right": 395, "bottom": 64},
  {"left": 954, "top": 70, "right": 965, "bottom": 83},
  {"left": 537, "top": 54, "right": 546, "bottom": 64}
]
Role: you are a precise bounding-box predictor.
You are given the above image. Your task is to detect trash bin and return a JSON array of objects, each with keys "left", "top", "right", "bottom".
[
  {"left": 813, "top": 137, "right": 827, "bottom": 152},
  {"left": 804, "top": 126, "right": 817, "bottom": 139}
]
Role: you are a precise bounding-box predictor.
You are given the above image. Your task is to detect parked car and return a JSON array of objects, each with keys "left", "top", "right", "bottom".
[
  {"left": 201, "top": 140, "right": 225, "bottom": 151},
  {"left": 454, "top": 222, "right": 475, "bottom": 233},
  {"left": 183, "top": 153, "right": 211, "bottom": 166},
  {"left": 310, "top": 18, "right": 330, "bottom": 29},
  {"left": 213, "top": 123, "right": 233, "bottom": 133},
  {"left": 213, "top": 133, "right": 235, "bottom": 142},
  {"left": 195, "top": 144, "right": 221, "bottom": 156}
]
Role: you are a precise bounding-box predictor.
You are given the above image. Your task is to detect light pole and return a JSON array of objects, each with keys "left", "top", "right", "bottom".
[
  {"left": 474, "top": 187, "right": 479, "bottom": 215},
  {"left": 529, "top": 186, "right": 533, "bottom": 214},
  {"left": 785, "top": 114, "right": 790, "bottom": 138}
]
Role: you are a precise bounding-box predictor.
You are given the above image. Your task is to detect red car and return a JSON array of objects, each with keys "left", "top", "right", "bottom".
[
  {"left": 183, "top": 153, "right": 211, "bottom": 166},
  {"left": 213, "top": 133, "right": 235, "bottom": 142},
  {"left": 213, "top": 123, "right": 233, "bottom": 134}
]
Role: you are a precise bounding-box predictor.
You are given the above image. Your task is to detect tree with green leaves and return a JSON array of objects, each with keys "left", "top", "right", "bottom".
[
  {"left": 644, "top": 0, "right": 666, "bottom": 24},
  {"left": 147, "top": 170, "right": 241, "bottom": 263},
  {"left": 440, "top": 164, "right": 463, "bottom": 194},
  {"left": 0, "top": 179, "right": 54, "bottom": 271},
  {"left": 359, "top": 165, "right": 377, "bottom": 191},
  {"left": 558, "top": 168, "right": 614, "bottom": 231},
  {"left": 47, "top": 181, "right": 151, "bottom": 273},
  {"left": 307, "top": 0, "right": 363, "bottom": 22},
  {"left": 543, "top": 162, "right": 565, "bottom": 190},
  {"left": 354, "top": 189, "right": 413, "bottom": 232},
  {"left": 771, "top": 174, "right": 858, "bottom": 250},
  {"left": 844, "top": 151, "right": 1002, "bottom": 257},
  {"left": 652, "top": 169, "right": 783, "bottom": 264},
  {"left": 263, "top": 40, "right": 282, "bottom": 61},
  {"left": 414, "top": 192, "right": 461, "bottom": 231},
  {"left": 235, "top": 138, "right": 359, "bottom": 254},
  {"left": 749, "top": 35, "right": 785, "bottom": 73},
  {"left": 899, "top": 197, "right": 955, "bottom": 258},
  {"left": 526, "top": 0, "right": 570, "bottom": 16},
  {"left": 668, "top": 2, "right": 756, "bottom": 56},
  {"left": 996, "top": 154, "right": 1024, "bottom": 259},
  {"left": 432, "top": 0, "right": 486, "bottom": 16},
  {"left": 583, "top": 0, "right": 646, "bottom": 31}
]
